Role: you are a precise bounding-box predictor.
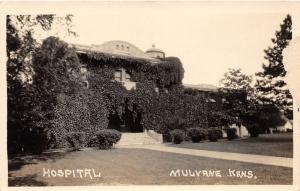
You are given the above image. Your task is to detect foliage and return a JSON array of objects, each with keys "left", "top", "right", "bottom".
[
  {"left": 286, "top": 129, "right": 293, "bottom": 133},
  {"left": 255, "top": 14, "right": 293, "bottom": 119},
  {"left": 80, "top": 52, "right": 184, "bottom": 89},
  {"left": 208, "top": 111, "right": 237, "bottom": 128},
  {"left": 51, "top": 90, "right": 109, "bottom": 148},
  {"left": 226, "top": 128, "right": 237, "bottom": 140},
  {"left": 82, "top": 55, "right": 208, "bottom": 140},
  {"left": 90, "top": 129, "right": 122, "bottom": 149},
  {"left": 247, "top": 123, "right": 260, "bottom": 138},
  {"left": 66, "top": 132, "right": 86, "bottom": 151},
  {"left": 187, "top": 128, "right": 208, "bottom": 143},
  {"left": 242, "top": 104, "right": 286, "bottom": 133},
  {"left": 217, "top": 88, "right": 248, "bottom": 128},
  {"left": 208, "top": 127, "right": 223, "bottom": 142},
  {"left": 219, "top": 68, "right": 253, "bottom": 91},
  {"left": 161, "top": 115, "right": 186, "bottom": 142},
  {"left": 170, "top": 129, "right": 185, "bottom": 144},
  {"left": 31, "top": 37, "right": 82, "bottom": 149},
  {"left": 7, "top": 15, "right": 75, "bottom": 154}
]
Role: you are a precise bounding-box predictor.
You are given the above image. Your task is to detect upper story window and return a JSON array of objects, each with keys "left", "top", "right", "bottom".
[
  {"left": 114, "top": 69, "right": 122, "bottom": 82},
  {"left": 125, "top": 71, "right": 131, "bottom": 82},
  {"left": 82, "top": 80, "right": 89, "bottom": 89},
  {"left": 114, "top": 68, "right": 132, "bottom": 82},
  {"left": 80, "top": 65, "right": 87, "bottom": 74},
  {"left": 116, "top": 44, "right": 119, "bottom": 49}
]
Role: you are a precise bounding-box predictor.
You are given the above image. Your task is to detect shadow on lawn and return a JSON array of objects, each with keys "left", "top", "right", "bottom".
[
  {"left": 8, "top": 174, "right": 48, "bottom": 186},
  {"left": 8, "top": 152, "right": 69, "bottom": 171},
  {"left": 8, "top": 152, "right": 71, "bottom": 186}
]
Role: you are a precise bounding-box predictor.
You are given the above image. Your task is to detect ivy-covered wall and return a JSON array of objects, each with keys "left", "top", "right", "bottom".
[{"left": 76, "top": 51, "right": 210, "bottom": 137}]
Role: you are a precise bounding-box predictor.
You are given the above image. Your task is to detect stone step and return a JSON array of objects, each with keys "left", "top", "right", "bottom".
[{"left": 116, "top": 132, "right": 161, "bottom": 146}]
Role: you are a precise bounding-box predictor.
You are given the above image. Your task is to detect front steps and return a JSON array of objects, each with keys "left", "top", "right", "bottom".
[{"left": 116, "top": 131, "right": 162, "bottom": 146}]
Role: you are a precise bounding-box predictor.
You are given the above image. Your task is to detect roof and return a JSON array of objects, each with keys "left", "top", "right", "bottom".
[
  {"left": 183, "top": 83, "right": 219, "bottom": 92},
  {"left": 71, "top": 40, "right": 161, "bottom": 63},
  {"left": 146, "top": 44, "right": 164, "bottom": 53}
]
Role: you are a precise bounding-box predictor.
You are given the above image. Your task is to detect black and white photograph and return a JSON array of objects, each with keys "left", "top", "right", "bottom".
[{"left": 1, "top": 1, "right": 300, "bottom": 189}]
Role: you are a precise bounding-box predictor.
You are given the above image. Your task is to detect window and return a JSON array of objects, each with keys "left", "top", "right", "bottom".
[
  {"left": 125, "top": 71, "right": 131, "bottom": 82},
  {"left": 114, "top": 69, "right": 122, "bottom": 81},
  {"left": 80, "top": 66, "right": 88, "bottom": 81},
  {"left": 82, "top": 81, "right": 89, "bottom": 89},
  {"left": 80, "top": 66, "right": 87, "bottom": 74},
  {"left": 116, "top": 44, "right": 119, "bottom": 49},
  {"left": 114, "top": 68, "right": 132, "bottom": 82},
  {"left": 121, "top": 45, "right": 124, "bottom": 50}
]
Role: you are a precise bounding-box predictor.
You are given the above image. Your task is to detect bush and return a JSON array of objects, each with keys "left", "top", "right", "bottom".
[
  {"left": 287, "top": 128, "right": 293, "bottom": 132},
  {"left": 208, "top": 127, "right": 223, "bottom": 142},
  {"left": 187, "top": 128, "right": 207, "bottom": 143},
  {"left": 89, "top": 129, "right": 122, "bottom": 149},
  {"left": 247, "top": 123, "right": 260, "bottom": 137},
  {"left": 66, "top": 132, "right": 86, "bottom": 151},
  {"left": 226, "top": 128, "right": 237, "bottom": 140},
  {"left": 170, "top": 129, "right": 185, "bottom": 144}
]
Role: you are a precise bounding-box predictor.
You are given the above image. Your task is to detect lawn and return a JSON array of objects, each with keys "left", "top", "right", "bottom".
[
  {"left": 8, "top": 147, "right": 292, "bottom": 186},
  {"left": 168, "top": 133, "right": 293, "bottom": 158}
]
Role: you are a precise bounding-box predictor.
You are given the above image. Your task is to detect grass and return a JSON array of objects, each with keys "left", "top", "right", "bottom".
[
  {"left": 168, "top": 133, "right": 293, "bottom": 158},
  {"left": 8, "top": 147, "right": 292, "bottom": 186}
]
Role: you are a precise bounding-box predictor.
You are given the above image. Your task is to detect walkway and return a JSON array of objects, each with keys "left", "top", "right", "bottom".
[{"left": 119, "top": 144, "right": 293, "bottom": 168}]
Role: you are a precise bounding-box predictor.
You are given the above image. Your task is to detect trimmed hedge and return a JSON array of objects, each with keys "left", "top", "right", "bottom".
[
  {"left": 89, "top": 129, "right": 122, "bottom": 149},
  {"left": 208, "top": 127, "right": 223, "bottom": 142},
  {"left": 170, "top": 129, "right": 185, "bottom": 144},
  {"left": 66, "top": 132, "right": 86, "bottom": 151},
  {"left": 187, "top": 128, "right": 208, "bottom": 143},
  {"left": 247, "top": 123, "right": 260, "bottom": 137},
  {"left": 226, "top": 128, "right": 238, "bottom": 140}
]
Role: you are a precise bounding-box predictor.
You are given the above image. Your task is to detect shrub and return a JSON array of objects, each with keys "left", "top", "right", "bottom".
[
  {"left": 66, "top": 132, "right": 86, "bottom": 151},
  {"left": 89, "top": 129, "right": 122, "bottom": 149},
  {"left": 247, "top": 123, "right": 260, "bottom": 137},
  {"left": 170, "top": 129, "right": 185, "bottom": 144},
  {"left": 208, "top": 127, "right": 223, "bottom": 142},
  {"left": 187, "top": 128, "right": 207, "bottom": 143},
  {"left": 287, "top": 128, "right": 293, "bottom": 132},
  {"left": 226, "top": 128, "right": 237, "bottom": 140}
]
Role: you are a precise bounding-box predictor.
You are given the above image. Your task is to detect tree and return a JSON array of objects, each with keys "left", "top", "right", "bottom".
[
  {"left": 7, "top": 15, "right": 75, "bottom": 154},
  {"left": 218, "top": 68, "right": 253, "bottom": 127},
  {"left": 255, "top": 14, "right": 293, "bottom": 119},
  {"left": 219, "top": 68, "right": 253, "bottom": 91},
  {"left": 31, "top": 36, "right": 82, "bottom": 150}
]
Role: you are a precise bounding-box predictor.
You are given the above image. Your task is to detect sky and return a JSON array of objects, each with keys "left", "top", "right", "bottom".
[{"left": 52, "top": 2, "right": 300, "bottom": 86}]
